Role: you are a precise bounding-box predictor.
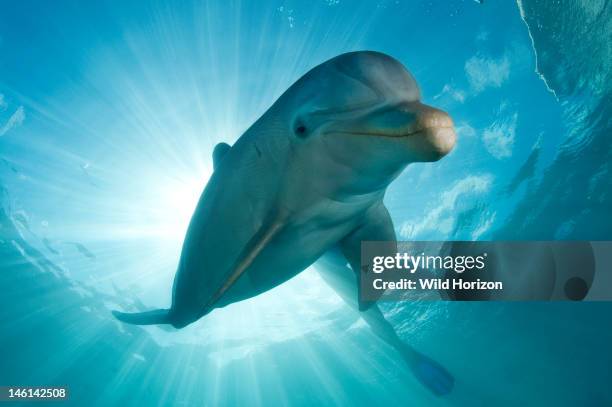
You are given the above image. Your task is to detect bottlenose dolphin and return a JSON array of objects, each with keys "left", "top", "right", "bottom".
[{"left": 113, "top": 51, "right": 456, "bottom": 395}]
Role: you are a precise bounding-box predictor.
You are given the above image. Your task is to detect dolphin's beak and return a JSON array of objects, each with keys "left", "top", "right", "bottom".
[{"left": 328, "top": 101, "right": 456, "bottom": 161}]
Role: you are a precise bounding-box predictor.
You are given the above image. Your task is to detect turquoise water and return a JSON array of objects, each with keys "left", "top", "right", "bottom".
[{"left": 1, "top": 1, "right": 611, "bottom": 405}]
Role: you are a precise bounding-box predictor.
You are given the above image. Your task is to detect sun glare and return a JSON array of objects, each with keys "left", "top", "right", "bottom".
[{"left": 154, "top": 172, "right": 209, "bottom": 241}]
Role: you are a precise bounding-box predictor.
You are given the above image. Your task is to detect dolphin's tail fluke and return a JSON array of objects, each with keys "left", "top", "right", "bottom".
[
  {"left": 112, "top": 309, "right": 171, "bottom": 325},
  {"left": 402, "top": 347, "right": 455, "bottom": 396}
]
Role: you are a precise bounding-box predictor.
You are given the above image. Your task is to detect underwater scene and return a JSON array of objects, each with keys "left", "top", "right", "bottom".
[{"left": 1, "top": 0, "right": 611, "bottom": 406}]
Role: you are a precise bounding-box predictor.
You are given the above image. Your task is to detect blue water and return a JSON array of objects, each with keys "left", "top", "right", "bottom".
[{"left": 1, "top": 1, "right": 611, "bottom": 405}]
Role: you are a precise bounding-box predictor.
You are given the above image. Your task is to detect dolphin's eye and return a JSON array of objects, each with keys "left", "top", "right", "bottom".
[{"left": 295, "top": 124, "right": 307, "bottom": 138}]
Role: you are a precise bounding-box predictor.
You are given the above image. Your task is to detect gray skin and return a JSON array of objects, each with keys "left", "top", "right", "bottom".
[{"left": 113, "top": 51, "right": 456, "bottom": 395}]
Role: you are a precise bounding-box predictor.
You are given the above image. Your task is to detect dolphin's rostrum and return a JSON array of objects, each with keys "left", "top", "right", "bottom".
[{"left": 113, "top": 51, "right": 456, "bottom": 395}]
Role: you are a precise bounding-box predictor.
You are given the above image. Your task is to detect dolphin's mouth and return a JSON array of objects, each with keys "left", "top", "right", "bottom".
[
  {"left": 327, "top": 105, "right": 456, "bottom": 160},
  {"left": 328, "top": 104, "right": 455, "bottom": 139},
  {"left": 336, "top": 124, "right": 454, "bottom": 138}
]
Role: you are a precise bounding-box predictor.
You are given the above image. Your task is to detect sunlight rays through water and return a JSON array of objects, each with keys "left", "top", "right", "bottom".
[{"left": 1, "top": 1, "right": 611, "bottom": 405}]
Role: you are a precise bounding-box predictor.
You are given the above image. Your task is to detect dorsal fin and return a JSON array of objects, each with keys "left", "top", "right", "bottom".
[{"left": 212, "top": 142, "right": 232, "bottom": 170}]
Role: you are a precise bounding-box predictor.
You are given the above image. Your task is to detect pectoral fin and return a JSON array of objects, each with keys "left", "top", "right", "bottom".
[
  {"left": 202, "top": 216, "right": 286, "bottom": 313},
  {"left": 339, "top": 203, "right": 396, "bottom": 311}
]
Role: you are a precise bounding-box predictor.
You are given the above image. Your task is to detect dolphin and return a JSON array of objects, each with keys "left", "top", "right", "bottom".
[{"left": 113, "top": 51, "right": 456, "bottom": 395}]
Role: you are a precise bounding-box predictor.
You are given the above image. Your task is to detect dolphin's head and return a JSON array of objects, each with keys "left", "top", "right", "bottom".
[{"left": 271, "top": 51, "right": 455, "bottom": 196}]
